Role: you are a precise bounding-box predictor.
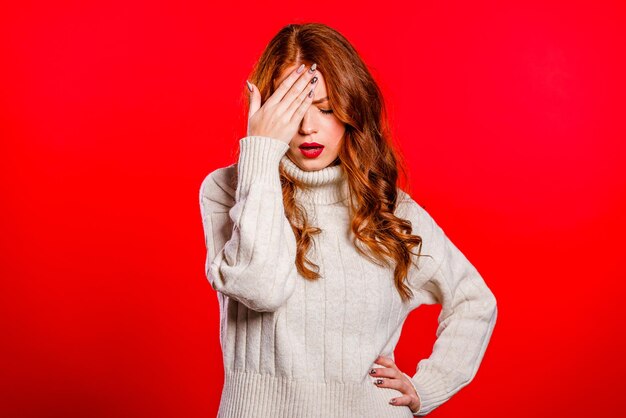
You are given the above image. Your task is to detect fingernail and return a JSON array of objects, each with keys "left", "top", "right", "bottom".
[
  {"left": 296, "top": 63, "right": 305, "bottom": 74},
  {"left": 245, "top": 80, "right": 253, "bottom": 92},
  {"left": 310, "top": 76, "right": 318, "bottom": 84},
  {"left": 389, "top": 399, "right": 396, "bottom": 404},
  {"left": 375, "top": 379, "right": 383, "bottom": 385},
  {"left": 308, "top": 63, "right": 317, "bottom": 73},
  {"left": 370, "top": 369, "right": 376, "bottom": 375}
]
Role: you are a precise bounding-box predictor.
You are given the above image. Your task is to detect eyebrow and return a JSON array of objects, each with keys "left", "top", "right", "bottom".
[{"left": 312, "top": 96, "right": 329, "bottom": 104}]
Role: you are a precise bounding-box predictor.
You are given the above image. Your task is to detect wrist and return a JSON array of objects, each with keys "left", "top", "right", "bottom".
[
  {"left": 236, "top": 136, "right": 290, "bottom": 200},
  {"left": 402, "top": 372, "right": 422, "bottom": 415}
]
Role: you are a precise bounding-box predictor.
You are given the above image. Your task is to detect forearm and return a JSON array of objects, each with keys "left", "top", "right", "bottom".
[
  {"left": 201, "top": 136, "right": 298, "bottom": 312},
  {"left": 408, "top": 235, "right": 498, "bottom": 415}
]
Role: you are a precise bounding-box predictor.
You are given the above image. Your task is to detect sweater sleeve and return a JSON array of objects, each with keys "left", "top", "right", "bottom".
[
  {"left": 401, "top": 198, "right": 498, "bottom": 416},
  {"left": 199, "top": 136, "right": 298, "bottom": 312}
]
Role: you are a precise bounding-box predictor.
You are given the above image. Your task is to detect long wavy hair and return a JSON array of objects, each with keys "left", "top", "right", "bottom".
[{"left": 238, "top": 23, "right": 424, "bottom": 302}]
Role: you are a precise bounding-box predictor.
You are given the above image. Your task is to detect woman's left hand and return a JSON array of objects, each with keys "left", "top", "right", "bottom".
[{"left": 371, "top": 355, "right": 421, "bottom": 414}]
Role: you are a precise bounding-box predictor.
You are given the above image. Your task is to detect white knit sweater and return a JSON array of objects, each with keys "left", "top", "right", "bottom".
[{"left": 199, "top": 136, "right": 498, "bottom": 417}]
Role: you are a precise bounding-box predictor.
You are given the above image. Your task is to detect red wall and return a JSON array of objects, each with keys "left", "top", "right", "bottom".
[{"left": 1, "top": 1, "right": 624, "bottom": 417}]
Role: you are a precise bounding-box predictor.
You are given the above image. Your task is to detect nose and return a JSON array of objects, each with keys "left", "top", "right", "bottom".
[{"left": 299, "top": 108, "right": 318, "bottom": 136}]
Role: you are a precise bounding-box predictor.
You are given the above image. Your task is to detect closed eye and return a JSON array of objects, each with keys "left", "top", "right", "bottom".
[{"left": 319, "top": 108, "right": 333, "bottom": 115}]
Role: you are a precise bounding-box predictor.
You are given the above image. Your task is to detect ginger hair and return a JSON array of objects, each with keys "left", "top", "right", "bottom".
[{"left": 238, "top": 23, "right": 423, "bottom": 302}]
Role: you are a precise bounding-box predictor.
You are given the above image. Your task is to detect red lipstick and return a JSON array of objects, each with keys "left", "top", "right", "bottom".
[{"left": 299, "top": 142, "right": 324, "bottom": 158}]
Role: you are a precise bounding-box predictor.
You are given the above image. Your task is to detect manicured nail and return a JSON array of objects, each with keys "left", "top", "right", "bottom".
[
  {"left": 389, "top": 398, "right": 396, "bottom": 404},
  {"left": 375, "top": 379, "right": 383, "bottom": 385},
  {"left": 370, "top": 369, "right": 376, "bottom": 375},
  {"left": 310, "top": 76, "right": 318, "bottom": 84},
  {"left": 308, "top": 63, "right": 317, "bottom": 73},
  {"left": 296, "top": 63, "right": 305, "bottom": 74},
  {"left": 308, "top": 88, "right": 314, "bottom": 98},
  {"left": 245, "top": 80, "right": 253, "bottom": 92}
]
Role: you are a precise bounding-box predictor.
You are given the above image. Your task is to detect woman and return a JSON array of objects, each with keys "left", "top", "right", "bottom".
[{"left": 199, "top": 23, "right": 498, "bottom": 417}]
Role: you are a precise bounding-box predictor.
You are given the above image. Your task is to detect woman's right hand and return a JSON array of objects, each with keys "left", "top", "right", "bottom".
[{"left": 245, "top": 63, "right": 319, "bottom": 145}]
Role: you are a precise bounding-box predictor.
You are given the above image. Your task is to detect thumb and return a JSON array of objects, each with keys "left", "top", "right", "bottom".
[{"left": 245, "top": 80, "right": 260, "bottom": 116}]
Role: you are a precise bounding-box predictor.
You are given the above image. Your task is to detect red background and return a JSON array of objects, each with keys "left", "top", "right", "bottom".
[{"left": 1, "top": 1, "right": 625, "bottom": 417}]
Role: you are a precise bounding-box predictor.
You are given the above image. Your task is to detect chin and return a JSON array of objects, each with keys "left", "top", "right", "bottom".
[
  {"left": 287, "top": 152, "right": 332, "bottom": 171},
  {"left": 305, "top": 159, "right": 332, "bottom": 171}
]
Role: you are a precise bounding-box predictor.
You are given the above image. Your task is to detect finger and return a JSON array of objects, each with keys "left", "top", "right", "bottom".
[
  {"left": 369, "top": 366, "right": 401, "bottom": 379},
  {"left": 289, "top": 77, "right": 318, "bottom": 124},
  {"left": 374, "top": 356, "right": 400, "bottom": 371},
  {"left": 287, "top": 76, "right": 319, "bottom": 123},
  {"left": 389, "top": 394, "right": 413, "bottom": 408},
  {"left": 285, "top": 75, "right": 317, "bottom": 119},
  {"left": 246, "top": 80, "right": 261, "bottom": 117},
  {"left": 265, "top": 63, "right": 310, "bottom": 109},
  {"left": 373, "top": 376, "right": 411, "bottom": 394},
  {"left": 276, "top": 64, "right": 317, "bottom": 116}
]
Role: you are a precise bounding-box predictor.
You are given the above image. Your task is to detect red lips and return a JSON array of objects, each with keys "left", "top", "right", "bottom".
[
  {"left": 299, "top": 142, "right": 323, "bottom": 148},
  {"left": 299, "top": 142, "right": 324, "bottom": 158}
]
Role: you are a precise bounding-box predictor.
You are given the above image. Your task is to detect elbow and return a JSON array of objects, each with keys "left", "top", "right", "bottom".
[
  {"left": 480, "top": 284, "right": 498, "bottom": 313},
  {"left": 219, "top": 285, "right": 293, "bottom": 313},
  {"left": 482, "top": 290, "right": 498, "bottom": 328},
  {"left": 480, "top": 290, "right": 498, "bottom": 337},
  {"left": 486, "top": 292, "right": 497, "bottom": 313},
  {"left": 246, "top": 294, "right": 290, "bottom": 312},
  {"left": 245, "top": 274, "right": 297, "bottom": 312},
  {"left": 208, "top": 266, "right": 295, "bottom": 313},
  {"left": 491, "top": 299, "right": 498, "bottom": 328},
  {"left": 469, "top": 286, "right": 497, "bottom": 327}
]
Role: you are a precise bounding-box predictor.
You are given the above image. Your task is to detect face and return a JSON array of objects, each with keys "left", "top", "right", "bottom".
[{"left": 275, "top": 64, "right": 345, "bottom": 171}]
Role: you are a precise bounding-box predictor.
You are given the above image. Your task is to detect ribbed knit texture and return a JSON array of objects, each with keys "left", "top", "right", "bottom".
[{"left": 199, "top": 136, "right": 498, "bottom": 417}]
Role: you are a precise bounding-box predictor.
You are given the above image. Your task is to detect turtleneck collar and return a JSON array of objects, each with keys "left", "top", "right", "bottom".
[{"left": 279, "top": 155, "right": 350, "bottom": 205}]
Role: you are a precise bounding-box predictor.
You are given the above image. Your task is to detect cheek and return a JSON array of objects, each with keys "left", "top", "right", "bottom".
[
  {"left": 319, "top": 117, "right": 344, "bottom": 140},
  {"left": 329, "top": 122, "right": 346, "bottom": 148}
]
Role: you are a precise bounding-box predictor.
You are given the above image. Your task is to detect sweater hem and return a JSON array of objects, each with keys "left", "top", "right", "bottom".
[{"left": 217, "top": 369, "right": 416, "bottom": 418}]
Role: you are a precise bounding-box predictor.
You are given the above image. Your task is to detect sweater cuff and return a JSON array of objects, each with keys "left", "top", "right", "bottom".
[
  {"left": 236, "top": 136, "right": 290, "bottom": 200},
  {"left": 406, "top": 363, "right": 449, "bottom": 416},
  {"left": 402, "top": 372, "right": 423, "bottom": 416}
]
